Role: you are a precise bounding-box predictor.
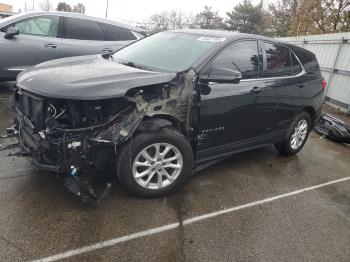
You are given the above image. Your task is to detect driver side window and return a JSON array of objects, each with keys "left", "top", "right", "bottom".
[
  {"left": 11, "top": 16, "right": 59, "bottom": 37},
  {"left": 206, "top": 40, "right": 261, "bottom": 79}
]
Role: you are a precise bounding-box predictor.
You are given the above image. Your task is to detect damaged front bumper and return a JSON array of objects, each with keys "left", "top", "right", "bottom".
[
  {"left": 11, "top": 96, "right": 143, "bottom": 203},
  {"left": 14, "top": 101, "right": 143, "bottom": 173},
  {"left": 314, "top": 114, "right": 350, "bottom": 144}
]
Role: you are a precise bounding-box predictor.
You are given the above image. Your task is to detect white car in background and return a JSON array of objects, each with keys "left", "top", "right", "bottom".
[{"left": 0, "top": 11, "right": 145, "bottom": 81}]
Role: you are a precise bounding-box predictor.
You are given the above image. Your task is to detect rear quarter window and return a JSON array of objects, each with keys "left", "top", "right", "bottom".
[{"left": 293, "top": 47, "right": 318, "bottom": 71}]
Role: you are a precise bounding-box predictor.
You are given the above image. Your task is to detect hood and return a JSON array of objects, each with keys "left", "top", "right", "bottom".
[{"left": 17, "top": 55, "right": 177, "bottom": 100}]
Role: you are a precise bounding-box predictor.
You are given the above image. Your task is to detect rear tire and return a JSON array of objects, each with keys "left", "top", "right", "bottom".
[
  {"left": 116, "top": 127, "right": 193, "bottom": 197},
  {"left": 275, "top": 111, "right": 311, "bottom": 156}
]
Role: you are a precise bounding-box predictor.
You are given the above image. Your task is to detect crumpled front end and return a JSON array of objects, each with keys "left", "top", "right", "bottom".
[
  {"left": 12, "top": 69, "right": 197, "bottom": 202},
  {"left": 14, "top": 90, "right": 137, "bottom": 173}
]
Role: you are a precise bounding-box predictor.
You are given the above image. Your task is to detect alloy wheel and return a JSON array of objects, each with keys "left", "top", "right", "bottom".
[
  {"left": 132, "top": 143, "right": 183, "bottom": 190},
  {"left": 290, "top": 119, "right": 308, "bottom": 150}
]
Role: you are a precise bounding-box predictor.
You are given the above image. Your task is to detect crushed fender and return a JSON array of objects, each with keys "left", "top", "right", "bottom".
[{"left": 6, "top": 68, "right": 198, "bottom": 203}]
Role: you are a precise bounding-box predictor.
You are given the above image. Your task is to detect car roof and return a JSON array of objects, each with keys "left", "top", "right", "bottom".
[
  {"left": 169, "top": 29, "right": 309, "bottom": 54},
  {"left": 0, "top": 11, "right": 143, "bottom": 33},
  {"left": 170, "top": 29, "right": 298, "bottom": 45}
]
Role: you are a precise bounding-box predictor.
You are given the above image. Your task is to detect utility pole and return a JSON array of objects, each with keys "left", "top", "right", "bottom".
[
  {"left": 32, "top": 0, "right": 35, "bottom": 11},
  {"left": 105, "top": 0, "right": 109, "bottom": 18}
]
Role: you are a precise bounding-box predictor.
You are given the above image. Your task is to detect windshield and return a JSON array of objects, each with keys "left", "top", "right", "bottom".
[{"left": 113, "top": 31, "right": 223, "bottom": 72}]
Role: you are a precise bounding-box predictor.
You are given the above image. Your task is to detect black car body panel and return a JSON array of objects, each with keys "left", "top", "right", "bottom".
[
  {"left": 11, "top": 30, "right": 325, "bottom": 177},
  {"left": 17, "top": 55, "right": 176, "bottom": 100},
  {"left": 314, "top": 114, "right": 350, "bottom": 144}
]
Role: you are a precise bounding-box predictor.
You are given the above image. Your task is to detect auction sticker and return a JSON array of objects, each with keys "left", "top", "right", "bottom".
[{"left": 198, "top": 36, "right": 226, "bottom": 42}]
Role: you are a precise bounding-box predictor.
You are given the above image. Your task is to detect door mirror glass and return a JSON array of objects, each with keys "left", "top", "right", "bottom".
[
  {"left": 4, "top": 27, "right": 19, "bottom": 39},
  {"left": 200, "top": 64, "right": 242, "bottom": 84}
]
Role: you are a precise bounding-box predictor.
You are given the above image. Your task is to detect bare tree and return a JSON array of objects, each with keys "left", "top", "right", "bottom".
[
  {"left": 143, "top": 10, "right": 188, "bottom": 33},
  {"left": 186, "top": 13, "right": 201, "bottom": 29},
  {"left": 39, "top": 0, "right": 52, "bottom": 11},
  {"left": 196, "top": 6, "right": 225, "bottom": 29},
  {"left": 73, "top": 3, "right": 86, "bottom": 14}
]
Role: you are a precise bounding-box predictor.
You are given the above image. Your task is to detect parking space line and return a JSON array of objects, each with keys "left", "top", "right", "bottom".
[{"left": 32, "top": 176, "right": 350, "bottom": 262}]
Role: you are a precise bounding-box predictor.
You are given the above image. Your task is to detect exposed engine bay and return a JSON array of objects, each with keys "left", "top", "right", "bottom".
[{"left": 8, "top": 69, "right": 198, "bottom": 203}]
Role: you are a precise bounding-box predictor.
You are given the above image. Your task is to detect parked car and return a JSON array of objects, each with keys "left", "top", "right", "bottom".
[
  {"left": 0, "top": 11, "right": 145, "bottom": 81},
  {"left": 11, "top": 30, "right": 325, "bottom": 199}
]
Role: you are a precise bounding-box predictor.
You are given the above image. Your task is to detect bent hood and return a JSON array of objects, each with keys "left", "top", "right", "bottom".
[{"left": 17, "top": 55, "right": 177, "bottom": 100}]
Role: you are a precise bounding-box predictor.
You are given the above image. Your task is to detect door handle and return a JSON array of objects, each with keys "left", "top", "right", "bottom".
[
  {"left": 44, "top": 43, "right": 57, "bottom": 48},
  {"left": 297, "top": 83, "right": 304, "bottom": 88},
  {"left": 251, "top": 86, "right": 264, "bottom": 93},
  {"left": 102, "top": 48, "right": 113, "bottom": 53}
]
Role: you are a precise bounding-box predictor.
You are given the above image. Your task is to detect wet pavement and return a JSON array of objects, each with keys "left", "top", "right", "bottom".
[{"left": 0, "top": 82, "right": 349, "bottom": 261}]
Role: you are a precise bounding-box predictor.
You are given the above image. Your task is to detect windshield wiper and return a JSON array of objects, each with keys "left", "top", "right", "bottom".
[{"left": 119, "top": 61, "right": 155, "bottom": 72}]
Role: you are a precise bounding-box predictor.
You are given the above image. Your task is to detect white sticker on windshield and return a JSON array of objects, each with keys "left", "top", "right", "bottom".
[{"left": 198, "top": 36, "right": 226, "bottom": 42}]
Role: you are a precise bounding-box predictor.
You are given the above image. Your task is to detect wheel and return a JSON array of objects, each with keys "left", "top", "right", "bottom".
[
  {"left": 275, "top": 111, "right": 311, "bottom": 156},
  {"left": 116, "top": 127, "right": 193, "bottom": 197}
]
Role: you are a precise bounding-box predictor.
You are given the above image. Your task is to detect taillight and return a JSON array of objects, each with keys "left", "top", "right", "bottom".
[{"left": 322, "top": 79, "right": 327, "bottom": 90}]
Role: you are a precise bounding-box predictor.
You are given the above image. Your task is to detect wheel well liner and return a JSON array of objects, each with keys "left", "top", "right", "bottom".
[
  {"left": 303, "top": 106, "right": 316, "bottom": 126},
  {"left": 136, "top": 117, "right": 173, "bottom": 132}
]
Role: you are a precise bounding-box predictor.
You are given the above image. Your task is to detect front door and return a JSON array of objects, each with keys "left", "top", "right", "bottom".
[
  {"left": 0, "top": 15, "right": 61, "bottom": 79},
  {"left": 196, "top": 40, "right": 263, "bottom": 162}
]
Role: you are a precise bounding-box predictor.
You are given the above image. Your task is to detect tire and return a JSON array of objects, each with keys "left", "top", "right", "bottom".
[
  {"left": 275, "top": 111, "right": 311, "bottom": 156},
  {"left": 116, "top": 127, "right": 193, "bottom": 197}
]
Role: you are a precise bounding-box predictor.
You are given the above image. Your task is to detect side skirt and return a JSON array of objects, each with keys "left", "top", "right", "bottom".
[{"left": 194, "top": 130, "right": 287, "bottom": 169}]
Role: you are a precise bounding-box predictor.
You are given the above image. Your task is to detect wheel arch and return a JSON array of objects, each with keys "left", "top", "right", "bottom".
[
  {"left": 136, "top": 115, "right": 185, "bottom": 134},
  {"left": 302, "top": 106, "right": 316, "bottom": 127}
]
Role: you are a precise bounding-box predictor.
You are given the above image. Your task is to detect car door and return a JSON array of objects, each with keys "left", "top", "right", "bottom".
[
  {"left": 253, "top": 41, "right": 305, "bottom": 136},
  {"left": 196, "top": 40, "right": 264, "bottom": 160},
  {"left": 0, "top": 15, "right": 61, "bottom": 79},
  {"left": 99, "top": 22, "right": 139, "bottom": 52},
  {"left": 59, "top": 17, "right": 136, "bottom": 58}
]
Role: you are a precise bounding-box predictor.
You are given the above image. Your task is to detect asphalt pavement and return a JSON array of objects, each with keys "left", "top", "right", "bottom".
[{"left": 0, "top": 82, "right": 349, "bottom": 262}]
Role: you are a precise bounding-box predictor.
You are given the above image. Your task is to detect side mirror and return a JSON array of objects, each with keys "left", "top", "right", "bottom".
[
  {"left": 4, "top": 27, "right": 19, "bottom": 39},
  {"left": 200, "top": 65, "right": 242, "bottom": 84}
]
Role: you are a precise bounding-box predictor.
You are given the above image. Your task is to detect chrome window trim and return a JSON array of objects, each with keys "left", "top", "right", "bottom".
[{"left": 240, "top": 47, "right": 306, "bottom": 82}]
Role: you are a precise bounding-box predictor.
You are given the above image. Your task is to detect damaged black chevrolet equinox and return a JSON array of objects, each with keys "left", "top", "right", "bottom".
[{"left": 13, "top": 30, "right": 325, "bottom": 199}]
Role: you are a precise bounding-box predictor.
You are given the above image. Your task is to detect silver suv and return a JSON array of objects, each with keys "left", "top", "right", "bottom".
[{"left": 0, "top": 11, "right": 145, "bottom": 81}]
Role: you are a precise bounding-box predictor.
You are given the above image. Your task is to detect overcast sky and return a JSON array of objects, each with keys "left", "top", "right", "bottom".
[{"left": 2, "top": 0, "right": 271, "bottom": 25}]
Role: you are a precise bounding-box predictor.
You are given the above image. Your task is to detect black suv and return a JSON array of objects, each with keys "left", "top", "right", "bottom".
[{"left": 12, "top": 30, "right": 325, "bottom": 199}]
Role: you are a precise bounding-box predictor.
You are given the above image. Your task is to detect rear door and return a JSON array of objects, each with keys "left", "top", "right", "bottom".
[
  {"left": 196, "top": 40, "right": 263, "bottom": 160},
  {"left": 0, "top": 15, "right": 61, "bottom": 78},
  {"left": 253, "top": 41, "right": 305, "bottom": 136},
  {"left": 59, "top": 17, "right": 137, "bottom": 58}
]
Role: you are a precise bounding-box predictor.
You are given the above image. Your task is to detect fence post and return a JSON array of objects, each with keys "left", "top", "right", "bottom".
[{"left": 324, "top": 37, "right": 345, "bottom": 100}]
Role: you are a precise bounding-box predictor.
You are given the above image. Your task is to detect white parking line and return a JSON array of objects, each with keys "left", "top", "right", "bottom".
[{"left": 32, "top": 176, "right": 350, "bottom": 262}]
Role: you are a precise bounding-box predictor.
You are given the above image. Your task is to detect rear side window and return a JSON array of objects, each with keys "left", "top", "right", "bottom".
[
  {"left": 291, "top": 52, "right": 302, "bottom": 75},
  {"left": 63, "top": 17, "right": 104, "bottom": 41},
  {"left": 10, "top": 16, "right": 59, "bottom": 37},
  {"left": 207, "top": 40, "right": 261, "bottom": 79},
  {"left": 294, "top": 47, "right": 318, "bottom": 71},
  {"left": 263, "top": 42, "right": 291, "bottom": 77},
  {"left": 100, "top": 23, "right": 137, "bottom": 41}
]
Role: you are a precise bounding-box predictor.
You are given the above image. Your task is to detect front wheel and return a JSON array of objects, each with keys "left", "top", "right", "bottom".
[
  {"left": 275, "top": 111, "right": 311, "bottom": 156},
  {"left": 116, "top": 127, "right": 193, "bottom": 197}
]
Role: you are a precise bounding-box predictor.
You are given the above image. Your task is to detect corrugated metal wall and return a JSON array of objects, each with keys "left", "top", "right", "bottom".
[{"left": 281, "top": 33, "right": 350, "bottom": 113}]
